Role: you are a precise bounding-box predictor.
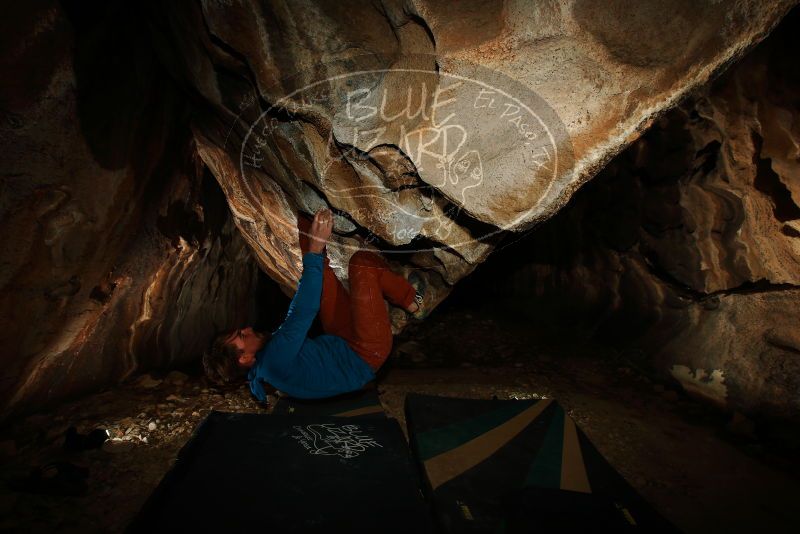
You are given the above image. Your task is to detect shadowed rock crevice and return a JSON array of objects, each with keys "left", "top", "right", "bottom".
[
  {"left": 752, "top": 132, "right": 800, "bottom": 222},
  {"left": 451, "top": 7, "right": 800, "bottom": 421}
]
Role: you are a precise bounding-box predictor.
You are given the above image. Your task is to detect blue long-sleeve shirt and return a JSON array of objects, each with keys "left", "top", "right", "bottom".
[{"left": 247, "top": 252, "right": 375, "bottom": 401}]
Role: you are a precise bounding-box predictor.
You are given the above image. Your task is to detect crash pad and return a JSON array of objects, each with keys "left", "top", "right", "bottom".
[
  {"left": 129, "top": 411, "right": 433, "bottom": 533},
  {"left": 273, "top": 387, "right": 385, "bottom": 418},
  {"left": 405, "top": 394, "right": 677, "bottom": 533}
]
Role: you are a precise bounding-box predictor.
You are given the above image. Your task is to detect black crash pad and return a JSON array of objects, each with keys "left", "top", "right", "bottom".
[
  {"left": 129, "top": 411, "right": 433, "bottom": 533},
  {"left": 273, "top": 388, "right": 385, "bottom": 418},
  {"left": 405, "top": 394, "right": 678, "bottom": 533}
]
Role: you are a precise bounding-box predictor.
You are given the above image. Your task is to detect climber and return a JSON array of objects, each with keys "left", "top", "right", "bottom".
[{"left": 203, "top": 208, "right": 426, "bottom": 402}]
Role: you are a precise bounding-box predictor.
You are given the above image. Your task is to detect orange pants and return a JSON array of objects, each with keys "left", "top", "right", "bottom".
[{"left": 298, "top": 217, "right": 416, "bottom": 370}]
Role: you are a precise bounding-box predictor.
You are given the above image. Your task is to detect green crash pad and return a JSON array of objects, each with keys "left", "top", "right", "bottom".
[{"left": 405, "top": 394, "right": 678, "bottom": 533}]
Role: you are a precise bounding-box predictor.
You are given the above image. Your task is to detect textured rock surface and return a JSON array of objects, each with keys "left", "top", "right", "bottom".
[
  {"left": 2, "top": 0, "right": 798, "bottom": 418},
  {"left": 468, "top": 9, "right": 800, "bottom": 420},
  {"left": 0, "top": 2, "right": 263, "bottom": 418},
  {"left": 158, "top": 0, "right": 796, "bottom": 331}
]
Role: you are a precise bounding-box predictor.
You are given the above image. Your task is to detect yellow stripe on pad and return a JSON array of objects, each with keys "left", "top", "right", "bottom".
[
  {"left": 424, "top": 399, "right": 553, "bottom": 490},
  {"left": 560, "top": 415, "right": 591, "bottom": 493}
]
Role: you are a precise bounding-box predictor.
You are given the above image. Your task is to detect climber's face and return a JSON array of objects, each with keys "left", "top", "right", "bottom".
[{"left": 225, "top": 326, "right": 266, "bottom": 368}]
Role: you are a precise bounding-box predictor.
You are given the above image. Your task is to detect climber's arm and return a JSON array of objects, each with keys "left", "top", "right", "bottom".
[
  {"left": 263, "top": 209, "right": 333, "bottom": 368},
  {"left": 264, "top": 252, "right": 324, "bottom": 366}
]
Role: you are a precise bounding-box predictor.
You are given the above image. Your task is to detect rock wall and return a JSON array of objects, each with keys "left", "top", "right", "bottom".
[
  {"left": 471, "top": 8, "right": 800, "bottom": 420},
  {"left": 0, "top": 2, "right": 262, "bottom": 418},
  {"left": 159, "top": 0, "right": 795, "bottom": 332}
]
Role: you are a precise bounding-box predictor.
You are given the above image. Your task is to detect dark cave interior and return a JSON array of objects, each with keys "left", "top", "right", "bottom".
[{"left": 2, "top": 1, "right": 800, "bottom": 532}]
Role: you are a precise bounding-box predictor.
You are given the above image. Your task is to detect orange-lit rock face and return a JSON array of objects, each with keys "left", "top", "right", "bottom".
[
  {"left": 182, "top": 0, "right": 795, "bottom": 322},
  {"left": 0, "top": 2, "right": 261, "bottom": 418}
]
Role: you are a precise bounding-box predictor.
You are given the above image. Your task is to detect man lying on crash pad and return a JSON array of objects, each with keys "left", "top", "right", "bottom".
[{"left": 203, "top": 208, "right": 426, "bottom": 402}]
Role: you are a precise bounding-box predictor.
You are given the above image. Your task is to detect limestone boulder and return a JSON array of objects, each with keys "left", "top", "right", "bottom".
[{"left": 171, "top": 0, "right": 796, "bottom": 323}]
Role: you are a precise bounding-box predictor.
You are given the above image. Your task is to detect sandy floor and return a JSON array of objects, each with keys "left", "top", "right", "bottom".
[{"left": 1, "top": 302, "right": 799, "bottom": 533}]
